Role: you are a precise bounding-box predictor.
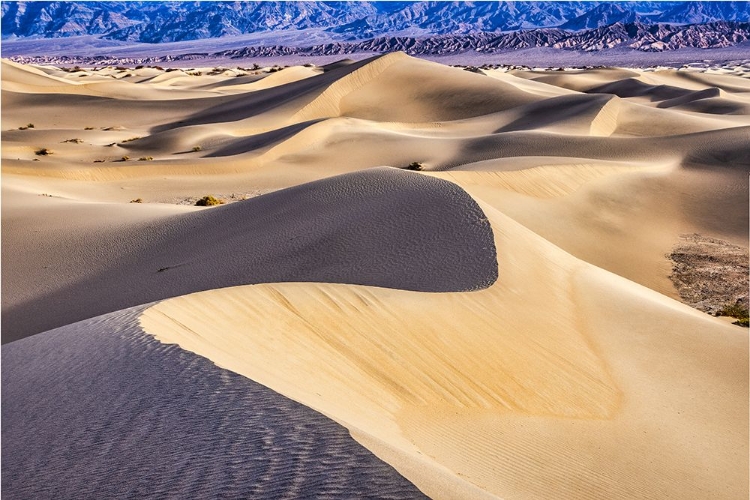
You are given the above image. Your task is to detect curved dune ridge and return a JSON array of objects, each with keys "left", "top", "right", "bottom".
[
  {"left": 140, "top": 195, "right": 748, "bottom": 500},
  {"left": 3, "top": 52, "right": 749, "bottom": 499},
  {"left": 1, "top": 306, "right": 428, "bottom": 499},
  {"left": 2, "top": 168, "right": 498, "bottom": 342}
]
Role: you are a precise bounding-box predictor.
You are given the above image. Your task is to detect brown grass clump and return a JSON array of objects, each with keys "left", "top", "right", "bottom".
[
  {"left": 195, "top": 195, "right": 224, "bottom": 207},
  {"left": 35, "top": 148, "right": 52, "bottom": 156},
  {"left": 717, "top": 303, "right": 749, "bottom": 327}
]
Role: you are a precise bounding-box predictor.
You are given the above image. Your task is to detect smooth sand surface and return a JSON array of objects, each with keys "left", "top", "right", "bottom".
[{"left": 3, "top": 53, "right": 748, "bottom": 499}]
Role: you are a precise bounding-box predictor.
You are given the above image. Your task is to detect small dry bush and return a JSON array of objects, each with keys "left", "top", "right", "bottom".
[{"left": 195, "top": 195, "right": 223, "bottom": 207}]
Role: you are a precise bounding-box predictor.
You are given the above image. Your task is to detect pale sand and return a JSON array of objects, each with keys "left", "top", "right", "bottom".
[
  {"left": 140, "top": 199, "right": 748, "bottom": 499},
  {"left": 3, "top": 52, "right": 749, "bottom": 498},
  {"left": 2, "top": 305, "right": 428, "bottom": 499}
]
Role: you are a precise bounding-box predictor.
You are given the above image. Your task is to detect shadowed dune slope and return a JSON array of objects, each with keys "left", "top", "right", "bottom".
[
  {"left": 587, "top": 78, "right": 691, "bottom": 101},
  {"left": 292, "top": 52, "right": 543, "bottom": 123},
  {"left": 494, "top": 93, "right": 619, "bottom": 135},
  {"left": 1, "top": 305, "right": 428, "bottom": 499},
  {"left": 141, "top": 199, "right": 749, "bottom": 500},
  {"left": 155, "top": 52, "right": 548, "bottom": 134},
  {"left": 151, "top": 55, "right": 384, "bottom": 132},
  {"left": 441, "top": 125, "right": 750, "bottom": 169},
  {"left": 1, "top": 89, "right": 238, "bottom": 131},
  {"left": 2, "top": 168, "right": 497, "bottom": 342}
]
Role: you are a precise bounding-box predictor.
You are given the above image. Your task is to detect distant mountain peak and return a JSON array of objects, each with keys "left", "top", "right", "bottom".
[{"left": 2, "top": 1, "right": 749, "bottom": 44}]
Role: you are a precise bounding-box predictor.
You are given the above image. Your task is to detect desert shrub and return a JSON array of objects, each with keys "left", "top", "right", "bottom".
[
  {"left": 138, "top": 156, "right": 153, "bottom": 161},
  {"left": 195, "top": 195, "right": 223, "bottom": 206},
  {"left": 19, "top": 123, "right": 34, "bottom": 130},
  {"left": 718, "top": 303, "right": 749, "bottom": 327},
  {"left": 404, "top": 161, "right": 423, "bottom": 171},
  {"left": 130, "top": 198, "right": 143, "bottom": 203},
  {"left": 84, "top": 126, "right": 95, "bottom": 130},
  {"left": 121, "top": 136, "right": 142, "bottom": 143},
  {"left": 192, "top": 145, "right": 202, "bottom": 152},
  {"left": 121, "top": 156, "right": 130, "bottom": 161},
  {"left": 35, "top": 148, "right": 52, "bottom": 156},
  {"left": 62, "top": 138, "right": 83, "bottom": 144}
]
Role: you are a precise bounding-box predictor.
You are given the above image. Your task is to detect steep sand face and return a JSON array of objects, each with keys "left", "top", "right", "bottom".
[
  {"left": 2, "top": 306, "right": 429, "bottom": 500},
  {"left": 2, "top": 168, "right": 498, "bottom": 342},
  {"left": 141, "top": 196, "right": 748, "bottom": 500},
  {"left": 3, "top": 53, "right": 749, "bottom": 499}
]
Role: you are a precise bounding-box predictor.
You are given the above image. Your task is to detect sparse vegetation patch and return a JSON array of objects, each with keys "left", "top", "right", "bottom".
[
  {"left": 35, "top": 148, "right": 52, "bottom": 156},
  {"left": 404, "top": 161, "right": 424, "bottom": 171},
  {"left": 195, "top": 195, "right": 223, "bottom": 206},
  {"left": 717, "top": 303, "right": 750, "bottom": 327},
  {"left": 669, "top": 233, "right": 749, "bottom": 327}
]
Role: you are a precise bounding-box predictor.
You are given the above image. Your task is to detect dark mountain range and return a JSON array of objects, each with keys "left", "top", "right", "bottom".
[
  {"left": 8, "top": 20, "right": 749, "bottom": 67},
  {"left": 2, "top": 1, "right": 750, "bottom": 43},
  {"left": 217, "top": 21, "right": 750, "bottom": 57}
]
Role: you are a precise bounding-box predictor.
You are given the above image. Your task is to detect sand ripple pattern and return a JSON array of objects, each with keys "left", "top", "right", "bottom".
[
  {"left": 1, "top": 306, "right": 428, "bottom": 500},
  {"left": 3, "top": 167, "right": 498, "bottom": 341}
]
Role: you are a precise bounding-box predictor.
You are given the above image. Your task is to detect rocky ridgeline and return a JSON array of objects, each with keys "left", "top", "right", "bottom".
[
  {"left": 11, "top": 21, "right": 750, "bottom": 67},
  {"left": 222, "top": 21, "right": 750, "bottom": 56},
  {"left": 3, "top": 1, "right": 750, "bottom": 42}
]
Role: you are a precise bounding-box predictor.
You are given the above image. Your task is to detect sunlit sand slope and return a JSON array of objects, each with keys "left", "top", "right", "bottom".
[
  {"left": 1, "top": 305, "right": 428, "bottom": 499},
  {"left": 3, "top": 52, "right": 749, "bottom": 500},
  {"left": 142, "top": 199, "right": 748, "bottom": 500},
  {"left": 2, "top": 168, "right": 497, "bottom": 342}
]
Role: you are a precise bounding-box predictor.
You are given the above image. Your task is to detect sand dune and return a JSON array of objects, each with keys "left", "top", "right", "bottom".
[
  {"left": 2, "top": 168, "right": 497, "bottom": 342},
  {"left": 141, "top": 198, "right": 748, "bottom": 500},
  {"left": 3, "top": 52, "right": 748, "bottom": 499},
  {"left": 2, "top": 305, "right": 428, "bottom": 499}
]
